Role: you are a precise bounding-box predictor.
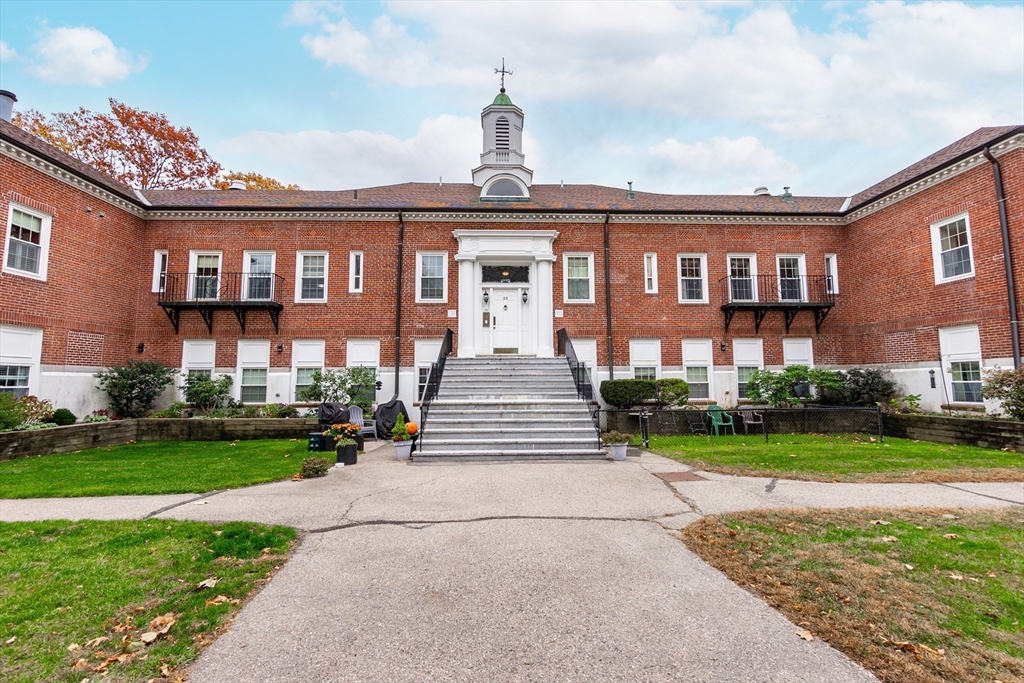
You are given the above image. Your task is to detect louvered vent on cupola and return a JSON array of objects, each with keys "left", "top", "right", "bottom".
[{"left": 495, "top": 116, "right": 510, "bottom": 149}]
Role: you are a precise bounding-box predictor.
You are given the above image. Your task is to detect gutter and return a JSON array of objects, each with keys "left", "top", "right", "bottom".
[
  {"left": 392, "top": 211, "right": 406, "bottom": 399},
  {"left": 603, "top": 213, "right": 614, "bottom": 380},
  {"left": 983, "top": 146, "right": 1021, "bottom": 368}
]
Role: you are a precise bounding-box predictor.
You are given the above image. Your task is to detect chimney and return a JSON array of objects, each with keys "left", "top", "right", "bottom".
[
  {"left": 627, "top": 181, "right": 635, "bottom": 200},
  {"left": 753, "top": 186, "right": 769, "bottom": 196},
  {"left": 228, "top": 179, "right": 246, "bottom": 190},
  {"left": 0, "top": 90, "right": 17, "bottom": 123},
  {"left": 781, "top": 186, "right": 794, "bottom": 203}
]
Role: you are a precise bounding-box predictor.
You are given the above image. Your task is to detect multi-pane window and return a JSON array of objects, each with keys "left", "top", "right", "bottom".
[
  {"left": 0, "top": 365, "right": 30, "bottom": 397},
  {"left": 950, "top": 361, "right": 982, "bottom": 403},
  {"left": 153, "top": 251, "right": 168, "bottom": 293},
  {"left": 193, "top": 254, "right": 220, "bottom": 300},
  {"left": 729, "top": 256, "right": 755, "bottom": 301},
  {"left": 350, "top": 251, "right": 363, "bottom": 293},
  {"left": 678, "top": 254, "right": 706, "bottom": 302},
  {"left": 644, "top": 253, "right": 658, "bottom": 294},
  {"left": 419, "top": 254, "right": 445, "bottom": 301},
  {"left": 737, "top": 366, "right": 758, "bottom": 399},
  {"left": 418, "top": 366, "right": 432, "bottom": 401},
  {"left": 295, "top": 367, "right": 318, "bottom": 401},
  {"left": 246, "top": 253, "right": 274, "bottom": 300},
  {"left": 6, "top": 209, "right": 43, "bottom": 275},
  {"left": 240, "top": 368, "right": 268, "bottom": 403},
  {"left": 300, "top": 253, "right": 326, "bottom": 301},
  {"left": 824, "top": 254, "right": 838, "bottom": 295},
  {"left": 634, "top": 366, "right": 656, "bottom": 381},
  {"left": 566, "top": 255, "right": 592, "bottom": 302},
  {"left": 686, "top": 366, "right": 710, "bottom": 399},
  {"left": 777, "top": 256, "right": 804, "bottom": 301},
  {"left": 938, "top": 218, "right": 972, "bottom": 280}
]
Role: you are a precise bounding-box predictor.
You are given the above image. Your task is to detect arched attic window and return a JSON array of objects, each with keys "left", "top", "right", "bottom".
[
  {"left": 495, "top": 116, "right": 510, "bottom": 150},
  {"left": 484, "top": 179, "right": 524, "bottom": 197}
]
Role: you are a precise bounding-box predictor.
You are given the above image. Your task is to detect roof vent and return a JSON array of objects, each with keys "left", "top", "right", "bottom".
[
  {"left": 627, "top": 181, "right": 635, "bottom": 201},
  {"left": 0, "top": 90, "right": 17, "bottom": 123},
  {"left": 781, "top": 186, "right": 794, "bottom": 203},
  {"left": 753, "top": 186, "right": 769, "bottom": 196},
  {"left": 227, "top": 180, "right": 246, "bottom": 190}
]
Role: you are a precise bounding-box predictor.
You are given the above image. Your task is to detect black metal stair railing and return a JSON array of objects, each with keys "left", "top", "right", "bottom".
[
  {"left": 557, "top": 328, "right": 600, "bottom": 436},
  {"left": 419, "top": 328, "right": 453, "bottom": 435}
]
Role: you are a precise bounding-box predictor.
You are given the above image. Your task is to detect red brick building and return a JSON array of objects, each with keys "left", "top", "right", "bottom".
[{"left": 1, "top": 88, "right": 1021, "bottom": 418}]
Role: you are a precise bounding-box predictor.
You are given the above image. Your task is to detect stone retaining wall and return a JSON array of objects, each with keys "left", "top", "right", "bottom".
[
  {"left": 0, "top": 418, "right": 319, "bottom": 461},
  {"left": 882, "top": 414, "right": 1024, "bottom": 452}
]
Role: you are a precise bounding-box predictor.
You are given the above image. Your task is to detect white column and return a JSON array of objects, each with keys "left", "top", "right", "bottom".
[
  {"left": 456, "top": 257, "right": 476, "bottom": 357},
  {"left": 536, "top": 256, "right": 555, "bottom": 357}
]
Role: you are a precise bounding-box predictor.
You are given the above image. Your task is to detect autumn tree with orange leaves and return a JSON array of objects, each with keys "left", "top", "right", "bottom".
[{"left": 14, "top": 99, "right": 298, "bottom": 191}]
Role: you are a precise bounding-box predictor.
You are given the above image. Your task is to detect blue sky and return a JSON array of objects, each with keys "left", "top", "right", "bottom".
[{"left": 1, "top": 1, "right": 1021, "bottom": 196}]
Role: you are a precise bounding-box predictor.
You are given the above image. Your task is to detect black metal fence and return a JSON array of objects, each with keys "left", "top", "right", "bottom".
[
  {"left": 717, "top": 274, "right": 835, "bottom": 306},
  {"left": 159, "top": 272, "right": 286, "bottom": 304},
  {"left": 599, "top": 405, "right": 883, "bottom": 445}
]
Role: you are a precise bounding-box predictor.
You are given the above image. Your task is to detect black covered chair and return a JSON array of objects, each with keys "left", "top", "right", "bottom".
[{"left": 317, "top": 402, "right": 350, "bottom": 433}]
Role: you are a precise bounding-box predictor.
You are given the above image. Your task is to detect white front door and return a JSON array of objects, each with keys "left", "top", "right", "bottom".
[{"left": 489, "top": 287, "right": 522, "bottom": 354}]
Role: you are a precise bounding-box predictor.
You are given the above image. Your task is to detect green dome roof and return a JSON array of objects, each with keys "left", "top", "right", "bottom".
[{"left": 492, "top": 91, "right": 513, "bottom": 106}]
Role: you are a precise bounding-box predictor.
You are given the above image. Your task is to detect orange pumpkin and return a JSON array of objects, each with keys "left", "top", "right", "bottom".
[{"left": 405, "top": 421, "right": 418, "bottom": 435}]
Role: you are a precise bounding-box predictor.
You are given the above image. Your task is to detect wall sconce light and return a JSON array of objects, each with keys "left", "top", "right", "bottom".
[
  {"left": 136, "top": 342, "right": 145, "bottom": 353},
  {"left": 483, "top": 291, "right": 489, "bottom": 305},
  {"left": 719, "top": 340, "right": 727, "bottom": 352},
  {"left": 929, "top": 368, "right": 936, "bottom": 388},
  {"left": 522, "top": 290, "right": 528, "bottom": 304},
  {"left": 501, "top": 269, "right": 510, "bottom": 278},
  {"left": 276, "top": 343, "right": 284, "bottom": 353}
]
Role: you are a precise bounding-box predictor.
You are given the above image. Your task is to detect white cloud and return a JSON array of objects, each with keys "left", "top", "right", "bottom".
[
  {"left": 218, "top": 115, "right": 488, "bottom": 189},
  {"left": 649, "top": 136, "right": 799, "bottom": 194},
  {"left": 294, "top": 1, "right": 1023, "bottom": 145},
  {"left": 0, "top": 41, "right": 17, "bottom": 61},
  {"left": 285, "top": 1, "right": 343, "bottom": 26},
  {"left": 598, "top": 140, "right": 634, "bottom": 157},
  {"left": 27, "top": 26, "right": 147, "bottom": 86}
]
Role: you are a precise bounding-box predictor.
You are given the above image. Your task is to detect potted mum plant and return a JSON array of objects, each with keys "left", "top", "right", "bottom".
[
  {"left": 323, "top": 422, "right": 360, "bottom": 466},
  {"left": 392, "top": 414, "right": 413, "bottom": 461},
  {"left": 603, "top": 431, "right": 630, "bottom": 461}
]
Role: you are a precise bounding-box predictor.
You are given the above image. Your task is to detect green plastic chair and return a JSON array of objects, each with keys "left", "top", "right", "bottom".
[{"left": 706, "top": 404, "right": 735, "bottom": 436}]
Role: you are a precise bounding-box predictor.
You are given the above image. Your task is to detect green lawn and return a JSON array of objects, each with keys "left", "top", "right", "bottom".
[
  {"left": 681, "top": 507, "right": 1024, "bottom": 683},
  {"left": 0, "top": 440, "right": 310, "bottom": 499},
  {"left": 0, "top": 519, "right": 296, "bottom": 683},
  {"left": 645, "top": 433, "right": 1024, "bottom": 482}
]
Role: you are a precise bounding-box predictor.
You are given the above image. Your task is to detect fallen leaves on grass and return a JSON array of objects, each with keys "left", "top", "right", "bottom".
[
  {"left": 797, "top": 630, "right": 814, "bottom": 641},
  {"left": 196, "top": 577, "right": 218, "bottom": 590},
  {"left": 880, "top": 536, "right": 900, "bottom": 543},
  {"left": 204, "top": 595, "right": 241, "bottom": 607}
]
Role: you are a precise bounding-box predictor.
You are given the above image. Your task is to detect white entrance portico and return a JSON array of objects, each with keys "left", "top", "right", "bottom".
[{"left": 454, "top": 230, "right": 558, "bottom": 357}]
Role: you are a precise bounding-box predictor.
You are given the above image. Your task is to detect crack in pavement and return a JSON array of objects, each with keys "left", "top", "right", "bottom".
[
  {"left": 308, "top": 514, "right": 670, "bottom": 534},
  {"left": 334, "top": 474, "right": 454, "bottom": 525},
  {"left": 938, "top": 482, "right": 1023, "bottom": 505},
  {"left": 142, "top": 489, "right": 226, "bottom": 519},
  {"left": 636, "top": 461, "right": 704, "bottom": 514},
  {"left": 764, "top": 478, "right": 778, "bottom": 493}
]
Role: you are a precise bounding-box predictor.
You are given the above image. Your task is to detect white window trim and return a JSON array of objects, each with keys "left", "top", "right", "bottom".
[
  {"left": 3, "top": 202, "right": 52, "bottom": 281},
  {"left": 415, "top": 251, "right": 449, "bottom": 304},
  {"left": 644, "top": 252, "right": 658, "bottom": 294},
  {"left": 188, "top": 250, "right": 222, "bottom": 301},
  {"left": 349, "top": 250, "right": 364, "bottom": 294},
  {"left": 629, "top": 339, "right": 662, "bottom": 380},
  {"left": 930, "top": 212, "right": 974, "bottom": 284},
  {"left": 676, "top": 252, "right": 709, "bottom": 304},
  {"left": 291, "top": 339, "right": 325, "bottom": 403},
  {"left": 152, "top": 250, "right": 168, "bottom": 293},
  {"left": 682, "top": 339, "right": 714, "bottom": 400},
  {"left": 180, "top": 339, "right": 216, "bottom": 400},
  {"left": 563, "top": 252, "right": 595, "bottom": 304},
  {"left": 824, "top": 253, "right": 839, "bottom": 295},
  {"left": 938, "top": 324, "right": 983, "bottom": 404},
  {"left": 236, "top": 340, "right": 270, "bottom": 404},
  {"left": 776, "top": 253, "right": 807, "bottom": 302},
  {"left": 727, "top": 253, "right": 758, "bottom": 302},
  {"left": 242, "top": 250, "right": 276, "bottom": 301},
  {"left": 295, "top": 250, "right": 329, "bottom": 303},
  {"left": 782, "top": 338, "right": 815, "bottom": 367},
  {"left": 732, "top": 338, "right": 764, "bottom": 400}
]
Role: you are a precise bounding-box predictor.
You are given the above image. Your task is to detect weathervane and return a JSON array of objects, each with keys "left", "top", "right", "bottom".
[{"left": 494, "top": 58, "right": 512, "bottom": 93}]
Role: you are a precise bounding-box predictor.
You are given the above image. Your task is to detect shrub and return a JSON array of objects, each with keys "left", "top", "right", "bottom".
[
  {"left": 821, "top": 368, "right": 899, "bottom": 406},
  {"left": 13, "top": 422, "right": 59, "bottom": 431},
  {"left": 391, "top": 413, "right": 410, "bottom": 441},
  {"left": 51, "top": 408, "right": 77, "bottom": 426},
  {"left": 298, "top": 367, "right": 378, "bottom": 409},
  {"left": 150, "top": 401, "right": 188, "bottom": 418},
  {"left": 82, "top": 410, "right": 111, "bottom": 423},
  {"left": 277, "top": 404, "right": 300, "bottom": 418},
  {"left": 95, "top": 361, "right": 177, "bottom": 418},
  {"left": 982, "top": 367, "right": 1024, "bottom": 421},
  {"left": 0, "top": 392, "right": 27, "bottom": 431},
  {"left": 242, "top": 404, "right": 265, "bottom": 418},
  {"left": 602, "top": 431, "right": 631, "bottom": 444},
  {"left": 17, "top": 395, "right": 54, "bottom": 424},
  {"left": 655, "top": 378, "right": 689, "bottom": 407},
  {"left": 301, "top": 456, "right": 331, "bottom": 478},
  {"left": 746, "top": 366, "right": 845, "bottom": 407},
  {"left": 600, "top": 379, "right": 657, "bottom": 409},
  {"left": 182, "top": 373, "right": 234, "bottom": 415}
]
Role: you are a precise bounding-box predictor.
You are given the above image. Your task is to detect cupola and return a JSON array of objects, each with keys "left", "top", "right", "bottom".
[{"left": 473, "top": 86, "right": 533, "bottom": 200}]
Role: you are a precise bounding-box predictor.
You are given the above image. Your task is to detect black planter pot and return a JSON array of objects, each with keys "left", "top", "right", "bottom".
[
  {"left": 336, "top": 443, "right": 358, "bottom": 466},
  {"left": 354, "top": 433, "right": 364, "bottom": 451}
]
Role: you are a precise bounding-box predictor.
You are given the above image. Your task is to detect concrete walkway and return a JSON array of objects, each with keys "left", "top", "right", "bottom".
[{"left": 2, "top": 446, "right": 1020, "bottom": 682}]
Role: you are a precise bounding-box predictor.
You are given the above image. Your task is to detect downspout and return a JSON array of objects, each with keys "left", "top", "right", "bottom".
[
  {"left": 392, "top": 211, "right": 405, "bottom": 399},
  {"left": 603, "top": 213, "right": 614, "bottom": 380},
  {"left": 983, "top": 147, "right": 1021, "bottom": 368}
]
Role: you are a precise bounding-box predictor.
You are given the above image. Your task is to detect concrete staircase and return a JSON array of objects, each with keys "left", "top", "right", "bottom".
[{"left": 415, "top": 356, "right": 605, "bottom": 462}]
